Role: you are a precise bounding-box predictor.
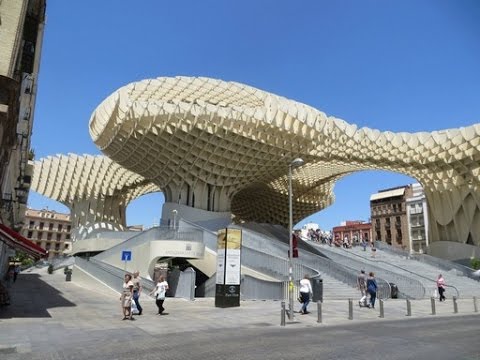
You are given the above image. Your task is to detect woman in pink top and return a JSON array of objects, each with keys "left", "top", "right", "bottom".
[{"left": 436, "top": 274, "right": 446, "bottom": 302}]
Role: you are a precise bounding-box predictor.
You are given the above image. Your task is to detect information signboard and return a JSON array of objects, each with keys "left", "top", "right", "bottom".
[{"left": 215, "top": 228, "right": 242, "bottom": 308}]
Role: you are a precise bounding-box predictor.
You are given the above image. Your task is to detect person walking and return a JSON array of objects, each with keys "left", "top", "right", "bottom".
[
  {"left": 436, "top": 274, "right": 446, "bottom": 301},
  {"left": 120, "top": 273, "right": 135, "bottom": 320},
  {"left": 366, "top": 272, "right": 378, "bottom": 309},
  {"left": 357, "top": 269, "right": 367, "bottom": 306},
  {"left": 150, "top": 275, "right": 169, "bottom": 315},
  {"left": 299, "top": 274, "right": 313, "bottom": 314},
  {"left": 132, "top": 271, "right": 143, "bottom": 315},
  {"left": 13, "top": 265, "right": 20, "bottom": 283}
]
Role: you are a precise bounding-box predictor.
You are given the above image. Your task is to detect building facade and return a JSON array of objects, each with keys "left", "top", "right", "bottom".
[
  {"left": 0, "top": 0, "right": 46, "bottom": 273},
  {"left": 406, "top": 183, "right": 429, "bottom": 253},
  {"left": 370, "top": 185, "right": 413, "bottom": 250},
  {"left": 21, "top": 209, "right": 72, "bottom": 260},
  {"left": 332, "top": 220, "right": 372, "bottom": 246}
]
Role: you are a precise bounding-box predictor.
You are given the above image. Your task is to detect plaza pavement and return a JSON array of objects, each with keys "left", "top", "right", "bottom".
[{"left": 0, "top": 267, "right": 479, "bottom": 356}]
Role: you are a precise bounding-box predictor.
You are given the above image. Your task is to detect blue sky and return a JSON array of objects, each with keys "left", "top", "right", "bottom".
[{"left": 29, "top": 0, "right": 480, "bottom": 230}]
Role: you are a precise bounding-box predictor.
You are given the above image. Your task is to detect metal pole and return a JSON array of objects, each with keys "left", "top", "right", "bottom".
[
  {"left": 172, "top": 209, "right": 178, "bottom": 239},
  {"left": 317, "top": 301, "right": 322, "bottom": 323},
  {"left": 406, "top": 299, "right": 411, "bottom": 316},
  {"left": 474, "top": 297, "right": 478, "bottom": 313},
  {"left": 348, "top": 299, "right": 353, "bottom": 320},
  {"left": 379, "top": 299, "right": 384, "bottom": 318},
  {"left": 281, "top": 301, "right": 286, "bottom": 326},
  {"left": 288, "top": 163, "right": 294, "bottom": 321},
  {"left": 430, "top": 297, "right": 436, "bottom": 315},
  {"left": 453, "top": 296, "right": 458, "bottom": 313}
]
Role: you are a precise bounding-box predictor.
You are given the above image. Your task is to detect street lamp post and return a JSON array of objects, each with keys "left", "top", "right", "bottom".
[
  {"left": 288, "top": 157, "right": 304, "bottom": 320},
  {"left": 172, "top": 209, "right": 178, "bottom": 230}
]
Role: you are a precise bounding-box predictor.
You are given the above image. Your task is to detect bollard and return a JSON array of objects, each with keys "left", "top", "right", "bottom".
[
  {"left": 430, "top": 297, "right": 436, "bottom": 315},
  {"left": 317, "top": 301, "right": 322, "bottom": 323},
  {"left": 474, "top": 297, "right": 478, "bottom": 313},
  {"left": 281, "top": 301, "right": 286, "bottom": 326},
  {"left": 406, "top": 299, "right": 411, "bottom": 316},
  {"left": 453, "top": 296, "right": 458, "bottom": 314},
  {"left": 379, "top": 299, "right": 384, "bottom": 318},
  {"left": 348, "top": 299, "right": 353, "bottom": 320}
]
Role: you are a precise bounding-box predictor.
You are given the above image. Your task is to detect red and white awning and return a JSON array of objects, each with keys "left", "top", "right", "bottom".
[{"left": 0, "top": 223, "right": 46, "bottom": 259}]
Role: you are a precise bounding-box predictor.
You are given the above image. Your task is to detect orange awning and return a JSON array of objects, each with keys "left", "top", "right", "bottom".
[{"left": 0, "top": 223, "right": 47, "bottom": 259}]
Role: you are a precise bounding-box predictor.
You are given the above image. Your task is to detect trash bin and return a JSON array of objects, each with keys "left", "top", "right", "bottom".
[
  {"left": 311, "top": 278, "right": 323, "bottom": 302},
  {"left": 389, "top": 283, "right": 398, "bottom": 298},
  {"left": 65, "top": 272, "right": 72, "bottom": 282}
]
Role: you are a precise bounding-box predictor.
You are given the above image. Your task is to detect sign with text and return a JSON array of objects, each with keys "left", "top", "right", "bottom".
[{"left": 215, "top": 228, "right": 242, "bottom": 308}]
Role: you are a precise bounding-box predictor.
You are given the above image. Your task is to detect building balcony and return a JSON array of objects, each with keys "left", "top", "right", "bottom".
[
  {"left": 411, "top": 222, "right": 424, "bottom": 227},
  {"left": 410, "top": 208, "right": 423, "bottom": 215}
]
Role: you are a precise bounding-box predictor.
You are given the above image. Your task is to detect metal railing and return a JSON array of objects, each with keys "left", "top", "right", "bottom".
[
  {"left": 309, "top": 244, "right": 425, "bottom": 299},
  {"left": 77, "top": 257, "right": 156, "bottom": 294},
  {"left": 413, "top": 253, "right": 478, "bottom": 280},
  {"left": 299, "top": 250, "right": 391, "bottom": 300},
  {"left": 375, "top": 240, "right": 479, "bottom": 282},
  {"left": 94, "top": 226, "right": 204, "bottom": 261}
]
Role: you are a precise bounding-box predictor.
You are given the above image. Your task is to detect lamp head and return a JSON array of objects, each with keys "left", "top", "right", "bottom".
[{"left": 290, "top": 158, "right": 304, "bottom": 168}]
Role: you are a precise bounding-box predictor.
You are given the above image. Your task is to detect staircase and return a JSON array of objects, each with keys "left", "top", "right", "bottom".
[{"left": 309, "top": 242, "right": 480, "bottom": 299}]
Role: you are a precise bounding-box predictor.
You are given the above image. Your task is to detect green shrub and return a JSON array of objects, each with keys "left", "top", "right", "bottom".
[{"left": 470, "top": 258, "right": 480, "bottom": 270}]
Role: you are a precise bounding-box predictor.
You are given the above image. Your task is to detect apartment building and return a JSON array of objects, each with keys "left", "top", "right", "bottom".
[
  {"left": 22, "top": 208, "right": 72, "bottom": 260},
  {"left": 406, "top": 183, "right": 429, "bottom": 253},
  {"left": 0, "top": 0, "right": 47, "bottom": 271},
  {"left": 370, "top": 185, "right": 413, "bottom": 250},
  {"left": 332, "top": 220, "right": 372, "bottom": 246}
]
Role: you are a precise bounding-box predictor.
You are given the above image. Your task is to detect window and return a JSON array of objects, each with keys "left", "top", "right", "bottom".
[
  {"left": 49, "top": 223, "right": 53, "bottom": 231},
  {"left": 57, "top": 233, "right": 62, "bottom": 241},
  {"left": 39, "top": 222, "right": 44, "bottom": 230},
  {"left": 47, "top": 232, "right": 52, "bottom": 240},
  {"left": 67, "top": 225, "right": 71, "bottom": 232},
  {"left": 66, "top": 234, "right": 70, "bottom": 240},
  {"left": 64, "top": 244, "right": 69, "bottom": 249},
  {"left": 37, "top": 232, "right": 43, "bottom": 240},
  {"left": 29, "top": 221, "right": 34, "bottom": 229},
  {"left": 27, "top": 231, "right": 33, "bottom": 238},
  {"left": 58, "top": 224, "right": 63, "bottom": 232}
]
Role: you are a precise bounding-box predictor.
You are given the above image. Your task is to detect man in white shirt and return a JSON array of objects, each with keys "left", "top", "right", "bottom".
[{"left": 299, "top": 275, "right": 313, "bottom": 314}]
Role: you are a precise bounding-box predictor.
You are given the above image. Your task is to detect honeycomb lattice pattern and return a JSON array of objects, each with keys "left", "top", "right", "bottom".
[
  {"left": 31, "top": 154, "right": 159, "bottom": 228},
  {"left": 88, "top": 77, "right": 479, "bottom": 245}
]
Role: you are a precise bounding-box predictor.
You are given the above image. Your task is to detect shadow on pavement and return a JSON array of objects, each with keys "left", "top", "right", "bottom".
[{"left": 0, "top": 273, "right": 76, "bottom": 319}]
